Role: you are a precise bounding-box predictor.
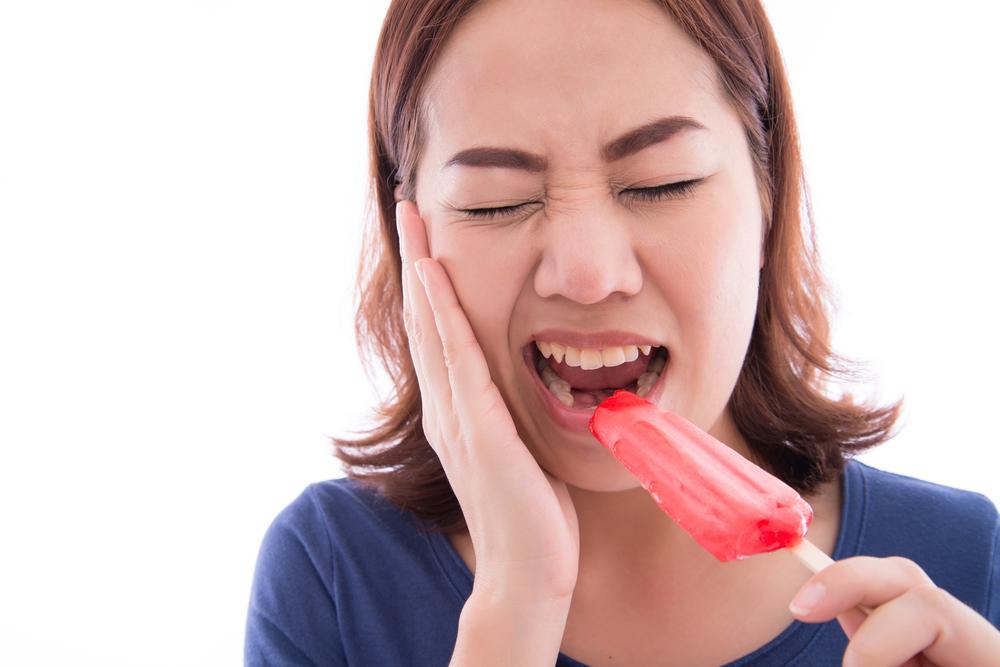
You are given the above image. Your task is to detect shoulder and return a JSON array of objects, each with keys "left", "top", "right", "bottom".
[
  {"left": 245, "top": 481, "right": 370, "bottom": 665},
  {"left": 258, "top": 475, "right": 459, "bottom": 601},
  {"left": 848, "top": 460, "right": 999, "bottom": 618},
  {"left": 261, "top": 476, "right": 433, "bottom": 568},
  {"left": 274, "top": 476, "right": 395, "bottom": 533},
  {"left": 249, "top": 479, "right": 381, "bottom": 600},
  {"left": 851, "top": 460, "right": 998, "bottom": 540},
  {"left": 246, "top": 477, "right": 461, "bottom": 665}
]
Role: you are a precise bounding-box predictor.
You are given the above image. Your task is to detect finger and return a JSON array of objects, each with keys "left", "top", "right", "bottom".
[
  {"left": 789, "top": 556, "right": 933, "bottom": 623},
  {"left": 396, "top": 200, "right": 451, "bottom": 440},
  {"left": 841, "top": 586, "right": 937, "bottom": 667},
  {"left": 415, "top": 257, "right": 520, "bottom": 449},
  {"left": 844, "top": 584, "right": 1000, "bottom": 667},
  {"left": 397, "top": 200, "right": 426, "bottom": 384},
  {"left": 396, "top": 199, "right": 431, "bottom": 275},
  {"left": 397, "top": 200, "right": 430, "bottom": 378},
  {"left": 835, "top": 608, "right": 867, "bottom": 640}
]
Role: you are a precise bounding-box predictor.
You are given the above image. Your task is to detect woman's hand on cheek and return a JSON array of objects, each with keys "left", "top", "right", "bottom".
[
  {"left": 396, "top": 200, "right": 580, "bottom": 605},
  {"left": 789, "top": 555, "right": 1000, "bottom": 666}
]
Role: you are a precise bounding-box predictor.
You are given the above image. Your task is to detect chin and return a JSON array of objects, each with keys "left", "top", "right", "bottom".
[{"left": 538, "top": 448, "right": 643, "bottom": 493}]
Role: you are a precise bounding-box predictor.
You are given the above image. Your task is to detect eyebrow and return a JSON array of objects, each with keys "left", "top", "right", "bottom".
[{"left": 442, "top": 115, "right": 707, "bottom": 172}]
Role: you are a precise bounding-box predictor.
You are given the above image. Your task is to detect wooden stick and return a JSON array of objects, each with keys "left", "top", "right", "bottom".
[
  {"left": 788, "top": 538, "right": 873, "bottom": 615},
  {"left": 788, "top": 537, "right": 834, "bottom": 574}
]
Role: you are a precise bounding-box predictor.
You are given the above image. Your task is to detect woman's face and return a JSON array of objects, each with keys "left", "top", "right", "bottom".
[{"left": 409, "top": 0, "right": 765, "bottom": 491}]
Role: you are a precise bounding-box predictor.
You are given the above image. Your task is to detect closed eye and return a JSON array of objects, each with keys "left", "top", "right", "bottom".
[
  {"left": 623, "top": 178, "right": 703, "bottom": 203},
  {"left": 459, "top": 178, "right": 704, "bottom": 219},
  {"left": 461, "top": 201, "right": 535, "bottom": 220}
]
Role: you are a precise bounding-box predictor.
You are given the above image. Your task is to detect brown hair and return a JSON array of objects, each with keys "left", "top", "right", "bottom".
[{"left": 332, "top": 0, "right": 903, "bottom": 533}]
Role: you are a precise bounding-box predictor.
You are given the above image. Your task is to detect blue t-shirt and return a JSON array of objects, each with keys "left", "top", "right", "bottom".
[{"left": 244, "top": 460, "right": 1000, "bottom": 666}]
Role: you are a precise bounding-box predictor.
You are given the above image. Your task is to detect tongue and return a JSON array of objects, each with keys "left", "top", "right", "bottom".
[{"left": 550, "top": 351, "right": 651, "bottom": 391}]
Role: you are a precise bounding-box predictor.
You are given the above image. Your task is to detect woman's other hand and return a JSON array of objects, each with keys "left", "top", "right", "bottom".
[
  {"left": 396, "top": 199, "right": 580, "bottom": 605},
  {"left": 789, "top": 555, "right": 1000, "bottom": 666}
]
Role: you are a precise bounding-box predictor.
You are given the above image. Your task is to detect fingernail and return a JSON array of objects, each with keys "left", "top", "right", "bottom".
[
  {"left": 414, "top": 260, "right": 427, "bottom": 288},
  {"left": 395, "top": 201, "right": 404, "bottom": 236},
  {"left": 789, "top": 581, "right": 826, "bottom": 616}
]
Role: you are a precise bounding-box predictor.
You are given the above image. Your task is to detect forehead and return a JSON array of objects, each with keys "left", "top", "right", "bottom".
[{"left": 420, "top": 0, "right": 727, "bottom": 166}]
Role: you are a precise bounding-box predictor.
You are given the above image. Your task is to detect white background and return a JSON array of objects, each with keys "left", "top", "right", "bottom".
[{"left": 1, "top": 1, "right": 997, "bottom": 665}]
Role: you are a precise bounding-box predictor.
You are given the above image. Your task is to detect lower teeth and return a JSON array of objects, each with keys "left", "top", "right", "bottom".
[{"left": 538, "top": 348, "right": 665, "bottom": 408}]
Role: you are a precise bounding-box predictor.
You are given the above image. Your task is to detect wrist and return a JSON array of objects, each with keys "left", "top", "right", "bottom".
[
  {"left": 471, "top": 566, "right": 577, "bottom": 605},
  {"left": 467, "top": 583, "right": 574, "bottom": 617},
  {"left": 451, "top": 588, "right": 573, "bottom": 666}
]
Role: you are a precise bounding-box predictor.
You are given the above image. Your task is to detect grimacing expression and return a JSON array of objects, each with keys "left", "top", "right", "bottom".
[{"left": 409, "top": 0, "right": 765, "bottom": 491}]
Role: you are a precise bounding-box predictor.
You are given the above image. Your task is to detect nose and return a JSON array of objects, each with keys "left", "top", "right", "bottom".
[{"left": 532, "top": 202, "right": 643, "bottom": 305}]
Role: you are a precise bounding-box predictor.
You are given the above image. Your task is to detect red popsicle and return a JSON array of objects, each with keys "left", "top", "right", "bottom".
[{"left": 589, "top": 390, "right": 819, "bottom": 563}]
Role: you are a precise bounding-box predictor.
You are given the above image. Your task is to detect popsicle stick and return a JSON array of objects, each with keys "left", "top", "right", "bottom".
[
  {"left": 788, "top": 537, "right": 834, "bottom": 574},
  {"left": 789, "top": 538, "right": 873, "bottom": 615}
]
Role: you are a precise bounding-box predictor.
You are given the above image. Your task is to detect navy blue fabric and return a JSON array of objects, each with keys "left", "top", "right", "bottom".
[{"left": 245, "top": 460, "right": 1000, "bottom": 666}]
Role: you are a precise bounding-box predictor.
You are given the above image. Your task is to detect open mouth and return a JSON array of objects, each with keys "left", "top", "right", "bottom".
[{"left": 524, "top": 342, "right": 669, "bottom": 411}]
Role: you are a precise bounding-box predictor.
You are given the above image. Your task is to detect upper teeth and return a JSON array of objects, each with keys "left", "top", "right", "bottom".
[{"left": 535, "top": 341, "right": 653, "bottom": 370}]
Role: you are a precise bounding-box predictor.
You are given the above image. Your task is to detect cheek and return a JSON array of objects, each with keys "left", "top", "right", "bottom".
[
  {"left": 432, "top": 232, "right": 528, "bottom": 365},
  {"left": 701, "top": 219, "right": 761, "bottom": 324},
  {"left": 655, "top": 210, "right": 759, "bottom": 300},
  {"left": 650, "top": 193, "right": 762, "bottom": 365},
  {"left": 708, "top": 258, "right": 760, "bottom": 361},
  {"left": 694, "top": 173, "right": 761, "bottom": 306},
  {"left": 648, "top": 205, "right": 760, "bottom": 428}
]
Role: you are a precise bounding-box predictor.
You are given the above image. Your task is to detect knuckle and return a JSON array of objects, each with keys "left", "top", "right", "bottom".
[
  {"left": 479, "top": 387, "right": 509, "bottom": 421},
  {"left": 887, "top": 556, "right": 932, "bottom": 585},
  {"left": 447, "top": 423, "right": 467, "bottom": 449},
  {"left": 837, "top": 555, "right": 874, "bottom": 581},
  {"left": 440, "top": 334, "right": 475, "bottom": 368},
  {"left": 457, "top": 405, "right": 486, "bottom": 446},
  {"left": 911, "top": 582, "right": 949, "bottom": 610},
  {"left": 440, "top": 341, "right": 459, "bottom": 368},
  {"left": 420, "top": 416, "right": 447, "bottom": 457},
  {"left": 409, "top": 319, "right": 426, "bottom": 348}
]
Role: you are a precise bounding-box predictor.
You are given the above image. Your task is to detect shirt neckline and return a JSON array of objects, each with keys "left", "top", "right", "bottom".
[{"left": 424, "top": 458, "right": 866, "bottom": 666}]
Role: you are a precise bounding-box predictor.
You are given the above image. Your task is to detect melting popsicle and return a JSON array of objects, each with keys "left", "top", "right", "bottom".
[{"left": 589, "top": 390, "right": 819, "bottom": 564}]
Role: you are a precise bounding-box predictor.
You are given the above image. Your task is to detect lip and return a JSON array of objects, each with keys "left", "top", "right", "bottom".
[
  {"left": 528, "top": 328, "right": 664, "bottom": 350},
  {"left": 521, "top": 344, "right": 668, "bottom": 434}
]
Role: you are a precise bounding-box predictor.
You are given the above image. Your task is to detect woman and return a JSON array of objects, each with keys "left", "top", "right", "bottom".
[{"left": 246, "top": 1, "right": 1000, "bottom": 665}]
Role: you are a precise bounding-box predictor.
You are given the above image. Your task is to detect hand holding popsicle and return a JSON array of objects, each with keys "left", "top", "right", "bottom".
[
  {"left": 789, "top": 556, "right": 1000, "bottom": 666},
  {"left": 590, "top": 390, "right": 1000, "bottom": 667},
  {"left": 396, "top": 200, "right": 580, "bottom": 604}
]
